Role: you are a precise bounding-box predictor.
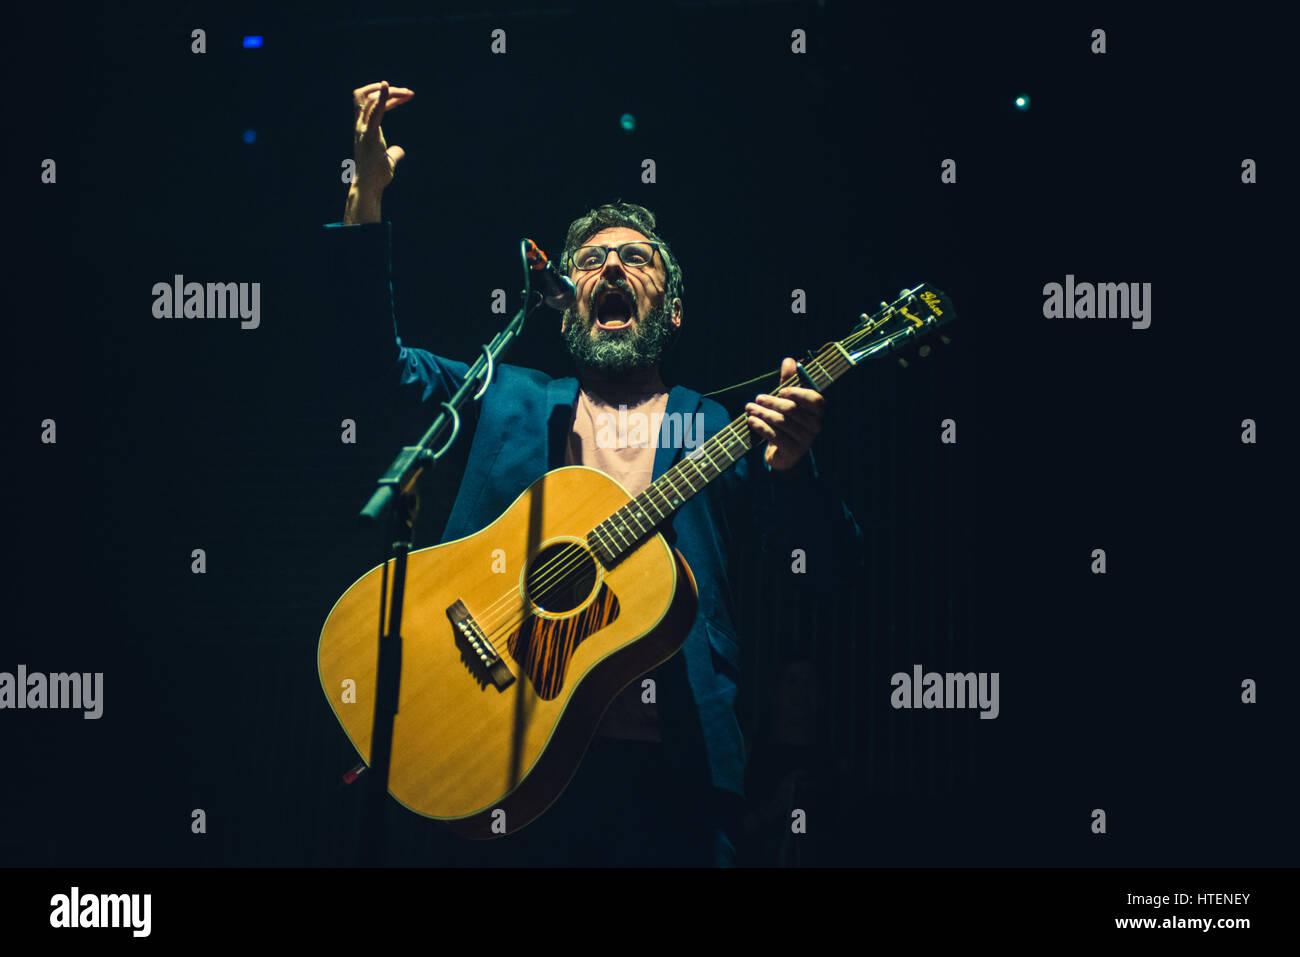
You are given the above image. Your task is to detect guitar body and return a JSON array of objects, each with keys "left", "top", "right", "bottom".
[{"left": 317, "top": 465, "right": 698, "bottom": 838}]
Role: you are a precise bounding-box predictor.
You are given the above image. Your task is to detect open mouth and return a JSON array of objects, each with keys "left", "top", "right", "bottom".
[{"left": 594, "top": 287, "right": 635, "bottom": 330}]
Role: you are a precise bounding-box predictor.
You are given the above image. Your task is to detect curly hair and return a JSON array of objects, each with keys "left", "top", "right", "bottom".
[{"left": 560, "top": 201, "right": 685, "bottom": 307}]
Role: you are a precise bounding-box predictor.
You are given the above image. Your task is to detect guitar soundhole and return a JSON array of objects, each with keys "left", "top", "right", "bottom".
[
  {"left": 509, "top": 542, "right": 620, "bottom": 700},
  {"left": 526, "top": 542, "right": 599, "bottom": 614}
]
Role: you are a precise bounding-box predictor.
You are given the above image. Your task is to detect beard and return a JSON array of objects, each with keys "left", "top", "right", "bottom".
[{"left": 560, "top": 277, "right": 677, "bottom": 378}]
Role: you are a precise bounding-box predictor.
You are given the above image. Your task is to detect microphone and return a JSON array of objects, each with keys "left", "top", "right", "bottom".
[{"left": 523, "top": 239, "right": 576, "bottom": 310}]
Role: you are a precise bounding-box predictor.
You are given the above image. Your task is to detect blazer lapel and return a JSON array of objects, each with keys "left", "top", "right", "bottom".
[{"left": 545, "top": 375, "right": 581, "bottom": 469}]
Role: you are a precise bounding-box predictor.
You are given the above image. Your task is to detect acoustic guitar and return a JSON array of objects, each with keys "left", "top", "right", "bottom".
[{"left": 318, "top": 284, "right": 956, "bottom": 837}]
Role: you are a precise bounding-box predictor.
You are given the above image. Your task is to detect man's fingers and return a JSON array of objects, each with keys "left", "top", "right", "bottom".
[
  {"left": 747, "top": 406, "right": 816, "bottom": 447},
  {"left": 360, "top": 93, "right": 377, "bottom": 135},
  {"left": 776, "top": 386, "right": 825, "bottom": 411},
  {"left": 747, "top": 401, "right": 818, "bottom": 445},
  {"left": 753, "top": 394, "right": 824, "bottom": 438},
  {"left": 747, "top": 415, "right": 777, "bottom": 443},
  {"left": 757, "top": 391, "right": 823, "bottom": 415},
  {"left": 357, "top": 102, "right": 412, "bottom": 146},
  {"left": 357, "top": 87, "right": 414, "bottom": 138},
  {"left": 762, "top": 412, "right": 817, "bottom": 447},
  {"left": 352, "top": 82, "right": 414, "bottom": 101},
  {"left": 387, "top": 145, "right": 406, "bottom": 167},
  {"left": 366, "top": 86, "right": 389, "bottom": 135},
  {"left": 753, "top": 358, "right": 821, "bottom": 468},
  {"left": 749, "top": 416, "right": 810, "bottom": 463},
  {"left": 776, "top": 418, "right": 817, "bottom": 447},
  {"left": 354, "top": 94, "right": 413, "bottom": 116},
  {"left": 356, "top": 91, "right": 412, "bottom": 113}
]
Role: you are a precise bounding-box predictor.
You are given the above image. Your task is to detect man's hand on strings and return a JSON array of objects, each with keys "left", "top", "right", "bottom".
[{"left": 745, "top": 357, "right": 824, "bottom": 471}]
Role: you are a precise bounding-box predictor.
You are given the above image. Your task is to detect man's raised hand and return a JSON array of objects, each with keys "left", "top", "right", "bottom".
[{"left": 345, "top": 81, "right": 413, "bottom": 222}]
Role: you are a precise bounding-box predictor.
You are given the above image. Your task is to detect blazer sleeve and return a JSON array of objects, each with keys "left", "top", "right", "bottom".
[{"left": 321, "top": 220, "right": 471, "bottom": 407}]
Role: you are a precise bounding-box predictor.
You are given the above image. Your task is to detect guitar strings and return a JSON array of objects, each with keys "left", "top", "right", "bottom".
[
  {"left": 467, "top": 364, "right": 812, "bottom": 639},
  {"left": 462, "top": 335, "right": 857, "bottom": 642},
  {"left": 466, "top": 350, "right": 853, "bottom": 648},
  {"left": 467, "top": 343, "right": 858, "bottom": 647},
  {"left": 486, "top": 335, "right": 862, "bottom": 617},
  {"left": 464, "top": 336, "right": 865, "bottom": 648}
]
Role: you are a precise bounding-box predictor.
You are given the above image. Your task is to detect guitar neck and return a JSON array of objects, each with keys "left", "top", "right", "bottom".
[
  {"left": 583, "top": 342, "right": 850, "bottom": 568},
  {"left": 585, "top": 284, "right": 954, "bottom": 568}
]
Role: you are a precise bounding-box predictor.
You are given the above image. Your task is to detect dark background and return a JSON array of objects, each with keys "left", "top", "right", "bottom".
[{"left": 4, "top": 1, "right": 1292, "bottom": 867}]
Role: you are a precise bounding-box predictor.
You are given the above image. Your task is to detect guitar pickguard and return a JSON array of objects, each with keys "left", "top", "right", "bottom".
[{"left": 506, "top": 584, "right": 621, "bottom": 700}]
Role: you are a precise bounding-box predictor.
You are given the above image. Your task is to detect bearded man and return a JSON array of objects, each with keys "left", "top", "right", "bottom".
[{"left": 323, "top": 81, "right": 861, "bottom": 866}]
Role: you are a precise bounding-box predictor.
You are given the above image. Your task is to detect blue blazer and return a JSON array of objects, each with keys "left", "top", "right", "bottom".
[{"left": 323, "top": 221, "right": 862, "bottom": 798}]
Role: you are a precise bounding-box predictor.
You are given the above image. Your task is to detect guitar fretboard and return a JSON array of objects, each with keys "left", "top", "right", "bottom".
[{"left": 585, "top": 342, "right": 854, "bottom": 567}]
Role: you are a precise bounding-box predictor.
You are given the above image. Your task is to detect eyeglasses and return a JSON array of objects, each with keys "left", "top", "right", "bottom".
[{"left": 569, "top": 242, "right": 663, "bottom": 271}]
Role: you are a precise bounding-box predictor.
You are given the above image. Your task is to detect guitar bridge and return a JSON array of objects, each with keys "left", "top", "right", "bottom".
[{"left": 447, "top": 599, "right": 515, "bottom": 691}]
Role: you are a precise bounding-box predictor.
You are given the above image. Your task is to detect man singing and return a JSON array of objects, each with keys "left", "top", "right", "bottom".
[{"left": 324, "top": 81, "right": 861, "bottom": 866}]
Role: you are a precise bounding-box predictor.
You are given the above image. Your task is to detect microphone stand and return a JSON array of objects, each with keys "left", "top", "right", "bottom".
[{"left": 353, "top": 240, "right": 555, "bottom": 866}]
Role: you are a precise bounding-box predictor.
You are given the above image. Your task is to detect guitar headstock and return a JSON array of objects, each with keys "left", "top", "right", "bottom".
[
  {"left": 777, "top": 283, "right": 958, "bottom": 396},
  {"left": 841, "top": 283, "right": 957, "bottom": 368}
]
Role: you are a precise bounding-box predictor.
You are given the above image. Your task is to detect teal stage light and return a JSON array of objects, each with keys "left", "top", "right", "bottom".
[
  {"left": 1014, "top": 94, "right": 1031, "bottom": 112},
  {"left": 620, "top": 113, "right": 637, "bottom": 131}
]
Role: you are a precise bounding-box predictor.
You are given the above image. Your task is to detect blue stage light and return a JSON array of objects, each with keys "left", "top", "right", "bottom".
[
  {"left": 242, "top": 129, "right": 257, "bottom": 144},
  {"left": 243, "top": 36, "right": 263, "bottom": 49}
]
